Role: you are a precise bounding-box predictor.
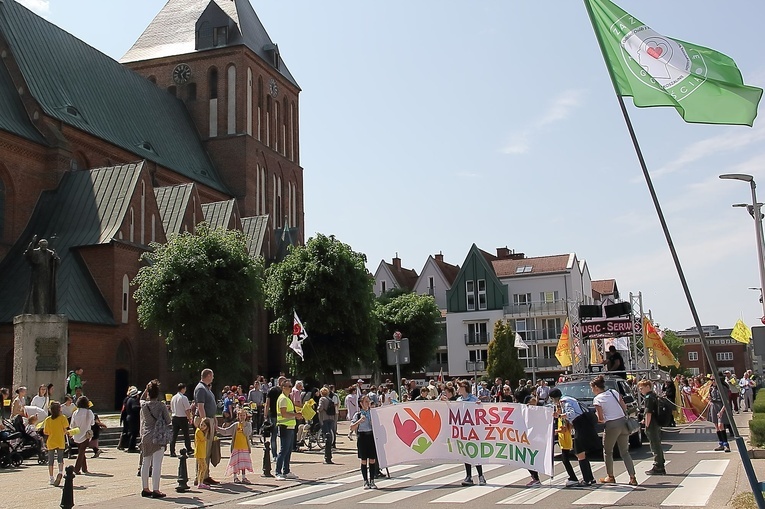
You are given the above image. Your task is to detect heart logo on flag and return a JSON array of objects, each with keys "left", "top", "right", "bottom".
[
  {"left": 393, "top": 407, "right": 441, "bottom": 454},
  {"left": 646, "top": 45, "right": 664, "bottom": 59}
]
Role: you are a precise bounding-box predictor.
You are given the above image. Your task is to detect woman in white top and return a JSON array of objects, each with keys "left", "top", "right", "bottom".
[
  {"left": 61, "top": 395, "right": 76, "bottom": 419},
  {"left": 70, "top": 396, "right": 96, "bottom": 475},
  {"left": 30, "top": 384, "right": 49, "bottom": 411},
  {"left": 591, "top": 375, "right": 636, "bottom": 486}
]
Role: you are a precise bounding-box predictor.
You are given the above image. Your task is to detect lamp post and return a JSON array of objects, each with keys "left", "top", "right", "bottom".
[{"left": 720, "top": 174, "right": 765, "bottom": 322}]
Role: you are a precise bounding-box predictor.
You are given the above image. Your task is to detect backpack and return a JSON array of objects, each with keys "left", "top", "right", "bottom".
[
  {"left": 325, "top": 397, "right": 336, "bottom": 416},
  {"left": 655, "top": 396, "right": 673, "bottom": 427}
]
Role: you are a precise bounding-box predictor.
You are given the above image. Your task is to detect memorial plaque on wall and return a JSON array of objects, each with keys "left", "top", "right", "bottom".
[{"left": 35, "top": 337, "right": 60, "bottom": 371}]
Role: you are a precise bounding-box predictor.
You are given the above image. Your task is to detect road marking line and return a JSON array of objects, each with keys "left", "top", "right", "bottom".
[
  {"left": 496, "top": 464, "right": 606, "bottom": 505},
  {"left": 302, "top": 464, "right": 455, "bottom": 504},
  {"left": 661, "top": 459, "right": 728, "bottom": 506},
  {"left": 428, "top": 468, "right": 529, "bottom": 504},
  {"left": 239, "top": 464, "right": 416, "bottom": 505},
  {"left": 361, "top": 464, "right": 503, "bottom": 504},
  {"left": 572, "top": 460, "right": 661, "bottom": 505}
]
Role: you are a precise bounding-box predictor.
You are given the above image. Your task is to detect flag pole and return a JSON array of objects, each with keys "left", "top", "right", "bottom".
[{"left": 581, "top": 2, "right": 764, "bottom": 505}]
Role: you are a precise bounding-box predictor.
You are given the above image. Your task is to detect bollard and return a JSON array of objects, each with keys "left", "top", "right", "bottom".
[
  {"left": 176, "top": 448, "right": 190, "bottom": 492},
  {"left": 60, "top": 465, "right": 76, "bottom": 509},
  {"left": 262, "top": 440, "right": 272, "bottom": 477}
]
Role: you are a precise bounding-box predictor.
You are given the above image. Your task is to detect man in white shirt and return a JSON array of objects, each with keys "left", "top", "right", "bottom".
[{"left": 170, "top": 383, "right": 193, "bottom": 457}]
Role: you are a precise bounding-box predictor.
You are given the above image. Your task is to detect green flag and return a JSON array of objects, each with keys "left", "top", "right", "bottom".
[{"left": 585, "top": 0, "right": 762, "bottom": 126}]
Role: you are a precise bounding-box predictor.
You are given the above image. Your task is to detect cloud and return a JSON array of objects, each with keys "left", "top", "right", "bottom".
[
  {"left": 654, "top": 124, "right": 765, "bottom": 177},
  {"left": 501, "top": 89, "right": 584, "bottom": 155},
  {"left": 17, "top": 0, "right": 49, "bottom": 15}
]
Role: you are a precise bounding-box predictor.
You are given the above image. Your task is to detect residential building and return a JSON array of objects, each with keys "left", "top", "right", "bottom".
[
  {"left": 372, "top": 255, "right": 418, "bottom": 297},
  {"left": 677, "top": 325, "right": 753, "bottom": 376}
]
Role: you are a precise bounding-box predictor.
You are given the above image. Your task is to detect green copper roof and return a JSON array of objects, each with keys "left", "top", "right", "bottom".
[
  {"left": 0, "top": 0, "right": 229, "bottom": 193},
  {"left": 201, "top": 199, "right": 238, "bottom": 230},
  {"left": 0, "top": 162, "right": 147, "bottom": 324},
  {"left": 241, "top": 215, "right": 268, "bottom": 258},
  {"left": 0, "top": 53, "right": 45, "bottom": 144},
  {"left": 155, "top": 184, "right": 195, "bottom": 235}
]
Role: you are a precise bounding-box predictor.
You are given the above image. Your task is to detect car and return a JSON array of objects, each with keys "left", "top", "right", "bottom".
[{"left": 555, "top": 375, "right": 644, "bottom": 450}]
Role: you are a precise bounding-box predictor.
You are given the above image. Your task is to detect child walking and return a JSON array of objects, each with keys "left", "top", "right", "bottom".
[
  {"left": 195, "top": 419, "right": 211, "bottom": 489},
  {"left": 218, "top": 408, "right": 254, "bottom": 483},
  {"left": 42, "top": 401, "right": 69, "bottom": 486}
]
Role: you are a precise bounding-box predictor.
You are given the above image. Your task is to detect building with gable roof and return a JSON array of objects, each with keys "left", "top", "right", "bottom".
[
  {"left": 0, "top": 0, "right": 303, "bottom": 407},
  {"left": 372, "top": 255, "right": 418, "bottom": 297}
]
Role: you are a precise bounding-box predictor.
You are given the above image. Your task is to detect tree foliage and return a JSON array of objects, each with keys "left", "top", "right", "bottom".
[
  {"left": 374, "top": 291, "right": 442, "bottom": 376},
  {"left": 487, "top": 320, "right": 526, "bottom": 383},
  {"left": 265, "top": 234, "right": 378, "bottom": 380},
  {"left": 132, "top": 223, "right": 264, "bottom": 378},
  {"left": 662, "top": 328, "right": 691, "bottom": 376}
]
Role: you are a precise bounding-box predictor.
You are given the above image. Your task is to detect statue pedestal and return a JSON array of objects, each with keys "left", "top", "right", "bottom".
[{"left": 13, "top": 314, "right": 68, "bottom": 396}]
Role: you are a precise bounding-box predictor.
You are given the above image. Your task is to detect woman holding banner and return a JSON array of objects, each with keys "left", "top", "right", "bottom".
[
  {"left": 349, "top": 395, "right": 378, "bottom": 489},
  {"left": 456, "top": 381, "right": 486, "bottom": 486}
]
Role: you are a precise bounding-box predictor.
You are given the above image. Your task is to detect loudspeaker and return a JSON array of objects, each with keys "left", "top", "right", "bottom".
[
  {"left": 604, "top": 302, "right": 632, "bottom": 317},
  {"left": 579, "top": 305, "right": 602, "bottom": 319}
]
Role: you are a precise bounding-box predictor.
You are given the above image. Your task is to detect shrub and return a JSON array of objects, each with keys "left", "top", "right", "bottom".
[
  {"left": 749, "top": 415, "right": 765, "bottom": 447},
  {"left": 753, "top": 389, "right": 765, "bottom": 414}
]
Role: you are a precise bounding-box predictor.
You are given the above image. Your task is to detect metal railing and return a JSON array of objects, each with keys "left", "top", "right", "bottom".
[
  {"left": 504, "top": 300, "right": 568, "bottom": 316},
  {"left": 464, "top": 332, "right": 491, "bottom": 345}
]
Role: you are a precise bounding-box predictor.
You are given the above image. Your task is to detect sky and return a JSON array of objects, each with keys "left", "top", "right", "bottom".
[{"left": 19, "top": 0, "right": 765, "bottom": 332}]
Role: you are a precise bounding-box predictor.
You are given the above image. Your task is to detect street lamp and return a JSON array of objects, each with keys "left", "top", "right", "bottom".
[{"left": 720, "top": 174, "right": 765, "bottom": 322}]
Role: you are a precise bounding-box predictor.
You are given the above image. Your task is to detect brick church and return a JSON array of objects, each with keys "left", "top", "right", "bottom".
[{"left": 0, "top": 0, "right": 304, "bottom": 408}]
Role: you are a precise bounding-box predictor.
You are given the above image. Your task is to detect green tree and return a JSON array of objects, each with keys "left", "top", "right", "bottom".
[
  {"left": 661, "top": 328, "right": 691, "bottom": 376},
  {"left": 265, "top": 234, "right": 378, "bottom": 380},
  {"left": 487, "top": 320, "right": 526, "bottom": 383},
  {"left": 374, "top": 291, "right": 442, "bottom": 376},
  {"left": 133, "top": 223, "right": 264, "bottom": 378}
]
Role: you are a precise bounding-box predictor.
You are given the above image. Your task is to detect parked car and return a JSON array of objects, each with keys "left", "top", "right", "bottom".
[{"left": 555, "top": 375, "right": 643, "bottom": 449}]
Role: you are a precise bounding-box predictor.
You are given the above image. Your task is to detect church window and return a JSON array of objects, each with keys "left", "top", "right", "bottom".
[
  {"left": 266, "top": 96, "right": 271, "bottom": 146},
  {"left": 140, "top": 181, "right": 145, "bottom": 244},
  {"left": 289, "top": 102, "right": 295, "bottom": 161},
  {"left": 274, "top": 101, "right": 279, "bottom": 152},
  {"left": 129, "top": 207, "right": 135, "bottom": 243},
  {"left": 213, "top": 26, "right": 228, "bottom": 47},
  {"left": 121, "top": 274, "right": 129, "bottom": 323},
  {"left": 260, "top": 167, "right": 266, "bottom": 215},
  {"left": 247, "top": 68, "right": 253, "bottom": 136},
  {"left": 257, "top": 77, "right": 263, "bottom": 141},
  {"left": 151, "top": 214, "right": 156, "bottom": 243},
  {"left": 209, "top": 68, "right": 218, "bottom": 137},
  {"left": 0, "top": 178, "right": 5, "bottom": 239},
  {"left": 227, "top": 65, "right": 236, "bottom": 135}
]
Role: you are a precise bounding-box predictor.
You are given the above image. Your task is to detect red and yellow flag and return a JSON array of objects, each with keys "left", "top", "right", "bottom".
[
  {"left": 643, "top": 316, "right": 679, "bottom": 368},
  {"left": 556, "top": 318, "right": 572, "bottom": 367}
]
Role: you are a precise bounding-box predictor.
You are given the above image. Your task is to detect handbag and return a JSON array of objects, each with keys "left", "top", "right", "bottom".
[
  {"left": 610, "top": 389, "right": 640, "bottom": 435},
  {"left": 151, "top": 405, "right": 173, "bottom": 446}
]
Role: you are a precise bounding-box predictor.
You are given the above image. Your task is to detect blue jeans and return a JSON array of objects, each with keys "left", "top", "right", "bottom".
[{"left": 276, "top": 426, "right": 295, "bottom": 475}]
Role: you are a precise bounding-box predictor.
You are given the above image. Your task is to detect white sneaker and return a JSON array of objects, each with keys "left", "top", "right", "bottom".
[
  {"left": 275, "top": 474, "right": 286, "bottom": 481},
  {"left": 284, "top": 472, "right": 298, "bottom": 480},
  {"left": 49, "top": 478, "right": 55, "bottom": 485},
  {"left": 565, "top": 479, "right": 580, "bottom": 487}
]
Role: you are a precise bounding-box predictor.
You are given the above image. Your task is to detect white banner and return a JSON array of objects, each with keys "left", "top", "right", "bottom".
[{"left": 369, "top": 401, "right": 554, "bottom": 475}]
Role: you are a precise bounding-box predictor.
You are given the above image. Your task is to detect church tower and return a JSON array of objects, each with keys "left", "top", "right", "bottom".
[{"left": 120, "top": 0, "right": 303, "bottom": 260}]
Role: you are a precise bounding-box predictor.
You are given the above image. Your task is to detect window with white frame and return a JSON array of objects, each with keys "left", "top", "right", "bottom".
[
  {"left": 513, "top": 293, "right": 532, "bottom": 306},
  {"left": 466, "top": 280, "right": 475, "bottom": 310},
  {"left": 477, "top": 279, "right": 487, "bottom": 310},
  {"left": 467, "top": 322, "right": 488, "bottom": 344},
  {"left": 380, "top": 280, "right": 387, "bottom": 294},
  {"left": 541, "top": 317, "right": 562, "bottom": 340},
  {"left": 688, "top": 351, "right": 699, "bottom": 361},
  {"left": 428, "top": 276, "right": 435, "bottom": 295},
  {"left": 689, "top": 367, "right": 700, "bottom": 375},
  {"left": 540, "top": 291, "right": 558, "bottom": 303},
  {"left": 716, "top": 352, "right": 733, "bottom": 362}
]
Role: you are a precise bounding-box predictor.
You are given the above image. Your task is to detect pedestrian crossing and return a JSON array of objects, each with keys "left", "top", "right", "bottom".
[{"left": 239, "top": 458, "right": 729, "bottom": 507}]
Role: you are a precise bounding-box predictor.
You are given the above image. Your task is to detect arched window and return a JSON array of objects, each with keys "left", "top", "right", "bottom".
[
  {"left": 247, "top": 68, "right": 253, "bottom": 136},
  {"left": 0, "top": 178, "right": 5, "bottom": 240},
  {"left": 277, "top": 175, "right": 282, "bottom": 227},
  {"left": 227, "top": 65, "right": 236, "bottom": 134},
  {"left": 140, "top": 181, "right": 145, "bottom": 244},
  {"left": 282, "top": 98, "right": 288, "bottom": 156},
  {"left": 261, "top": 166, "right": 266, "bottom": 215},
  {"left": 121, "top": 274, "right": 130, "bottom": 323},
  {"left": 289, "top": 102, "right": 295, "bottom": 161},
  {"left": 257, "top": 77, "right": 263, "bottom": 141},
  {"left": 129, "top": 207, "right": 135, "bottom": 242},
  {"left": 151, "top": 214, "right": 156, "bottom": 243},
  {"left": 274, "top": 100, "right": 280, "bottom": 152},
  {"left": 266, "top": 96, "right": 272, "bottom": 146},
  {"left": 209, "top": 68, "right": 219, "bottom": 137}
]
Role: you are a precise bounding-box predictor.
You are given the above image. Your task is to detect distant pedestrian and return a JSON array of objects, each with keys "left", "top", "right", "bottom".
[
  {"left": 275, "top": 379, "right": 299, "bottom": 480},
  {"left": 170, "top": 383, "right": 193, "bottom": 457},
  {"left": 707, "top": 377, "right": 731, "bottom": 453},
  {"left": 350, "top": 394, "right": 378, "bottom": 489},
  {"left": 139, "top": 379, "right": 171, "bottom": 498},
  {"left": 639, "top": 380, "right": 666, "bottom": 475},
  {"left": 70, "top": 396, "right": 95, "bottom": 475},
  {"left": 195, "top": 419, "right": 211, "bottom": 489}
]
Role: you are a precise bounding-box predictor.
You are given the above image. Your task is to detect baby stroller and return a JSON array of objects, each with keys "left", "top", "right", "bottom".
[
  {"left": 0, "top": 425, "right": 22, "bottom": 468},
  {"left": 10, "top": 416, "right": 47, "bottom": 465}
]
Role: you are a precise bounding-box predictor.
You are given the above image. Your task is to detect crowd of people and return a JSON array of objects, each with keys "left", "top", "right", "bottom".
[{"left": 0, "top": 365, "right": 758, "bottom": 498}]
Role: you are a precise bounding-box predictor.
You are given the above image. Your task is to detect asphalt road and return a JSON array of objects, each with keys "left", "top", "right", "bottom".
[{"left": 221, "top": 422, "right": 745, "bottom": 509}]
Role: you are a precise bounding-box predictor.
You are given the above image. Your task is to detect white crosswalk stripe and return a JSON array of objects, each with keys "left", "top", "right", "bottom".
[
  {"left": 662, "top": 460, "right": 729, "bottom": 506},
  {"left": 301, "top": 464, "right": 455, "bottom": 504},
  {"left": 362, "top": 464, "right": 503, "bottom": 504},
  {"left": 497, "top": 463, "right": 606, "bottom": 505},
  {"left": 239, "top": 456, "right": 730, "bottom": 506}
]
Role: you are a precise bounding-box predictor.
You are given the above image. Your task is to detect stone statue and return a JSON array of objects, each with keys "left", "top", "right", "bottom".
[{"left": 23, "top": 235, "right": 60, "bottom": 314}]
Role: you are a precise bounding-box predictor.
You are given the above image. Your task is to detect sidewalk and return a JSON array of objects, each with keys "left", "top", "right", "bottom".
[{"left": 0, "top": 421, "right": 357, "bottom": 509}]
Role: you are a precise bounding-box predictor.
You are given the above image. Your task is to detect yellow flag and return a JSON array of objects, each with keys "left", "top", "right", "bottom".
[
  {"left": 731, "top": 319, "right": 752, "bottom": 344},
  {"left": 556, "top": 318, "right": 572, "bottom": 366},
  {"left": 643, "top": 316, "right": 679, "bottom": 368}
]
